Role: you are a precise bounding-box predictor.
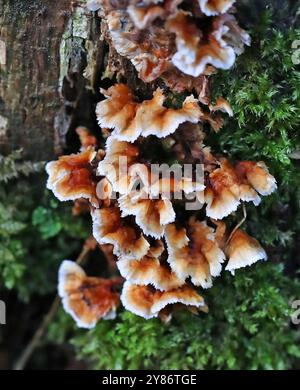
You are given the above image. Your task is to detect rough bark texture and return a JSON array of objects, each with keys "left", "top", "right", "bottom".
[
  {"left": 0, "top": 0, "right": 297, "bottom": 161},
  {"left": 0, "top": 0, "right": 103, "bottom": 161}
]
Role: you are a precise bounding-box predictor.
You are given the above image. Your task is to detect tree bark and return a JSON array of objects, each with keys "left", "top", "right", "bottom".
[{"left": 0, "top": 0, "right": 103, "bottom": 161}]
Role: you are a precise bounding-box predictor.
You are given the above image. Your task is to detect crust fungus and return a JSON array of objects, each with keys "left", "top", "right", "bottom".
[
  {"left": 225, "top": 229, "right": 267, "bottom": 274},
  {"left": 167, "top": 10, "right": 249, "bottom": 77},
  {"left": 213, "top": 13, "right": 251, "bottom": 55},
  {"left": 58, "top": 260, "right": 121, "bottom": 328},
  {"left": 127, "top": 0, "right": 182, "bottom": 29},
  {"left": 235, "top": 161, "right": 277, "bottom": 197},
  {"left": 106, "top": 10, "right": 173, "bottom": 82},
  {"left": 96, "top": 84, "right": 139, "bottom": 143},
  {"left": 46, "top": 148, "right": 99, "bottom": 207},
  {"left": 127, "top": 4, "right": 166, "bottom": 29},
  {"left": 121, "top": 281, "right": 205, "bottom": 319},
  {"left": 118, "top": 190, "right": 176, "bottom": 238},
  {"left": 117, "top": 241, "right": 184, "bottom": 291},
  {"left": 92, "top": 206, "right": 150, "bottom": 260},
  {"left": 118, "top": 166, "right": 205, "bottom": 237},
  {"left": 165, "top": 219, "right": 225, "bottom": 288},
  {"left": 96, "top": 84, "right": 202, "bottom": 142},
  {"left": 76, "top": 127, "right": 98, "bottom": 150},
  {"left": 205, "top": 159, "right": 276, "bottom": 220},
  {"left": 198, "top": 0, "right": 236, "bottom": 16},
  {"left": 136, "top": 88, "right": 201, "bottom": 138},
  {"left": 166, "top": 11, "right": 233, "bottom": 77},
  {"left": 209, "top": 220, "right": 268, "bottom": 274},
  {"left": 97, "top": 138, "right": 140, "bottom": 194},
  {"left": 150, "top": 176, "right": 205, "bottom": 198}
]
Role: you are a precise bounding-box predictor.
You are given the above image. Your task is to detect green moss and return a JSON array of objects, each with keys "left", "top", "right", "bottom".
[
  {"left": 207, "top": 5, "right": 300, "bottom": 254},
  {"left": 70, "top": 263, "right": 300, "bottom": 370}
]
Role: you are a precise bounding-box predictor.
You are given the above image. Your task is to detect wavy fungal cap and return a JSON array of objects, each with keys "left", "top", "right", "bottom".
[
  {"left": 199, "top": 0, "right": 236, "bottom": 16},
  {"left": 96, "top": 84, "right": 202, "bottom": 142},
  {"left": 165, "top": 220, "right": 225, "bottom": 289},
  {"left": 225, "top": 230, "right": 267, "bottom": 274},
  {"left": 52, "top": 2, "right": 277, "bottom": 324},
  {"left": 117, "top": 242, "right": 184, "bottom": 291},
  {"left": 58, "top": 260, "right": 120, "bottom": 328},
  {"left": 205, "top": 159, "right": 276, "bottom": 220},
  {"left": 167, "top": 11, "right": 236, "bottom": 77},
  {"left": 46, "top": 148, "right": 98, "bottom": 207},
  {"left": 118, "top": 191, "right": 176, "bottom": 238},
  {"left": 121, "top": 281, "right": 205, "bottom": 319},
  {"left": 92, "top": 206, "right": 150, "bottom": 260}
]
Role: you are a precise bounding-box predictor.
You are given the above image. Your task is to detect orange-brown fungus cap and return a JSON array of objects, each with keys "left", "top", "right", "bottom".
[
  {"left": 127, "top": 4, "right": 166, "bottom": 29},
  {"left": 97, "top": 138, "right": 140, "bottom": 194},
  {"left": 106, "top": 10, "right": 173, "bottom": 82},
  {"left": 58, "top": 260, "right": 121, "bottom": 328},
  {"left": 76, "top": 126, "right": 98, "bottom": 150},
  {"left": 225, "top": 229, "right": 267, "bottom": 274},
  {"left": 235, "top": 161, "right": 277, "bottom": 196},
  {"left": 205, "top": 159, "right": 272, "bottom": 219},
  {"left": 121, "top": 281, "right": 205, "bottom": 319},
  {"left": 167, "top": 11, "right": 236, "bottom": 77},
  {"left": 199, "top": 0, "right": 235, "bottom": 16},
  {"left": 118, "top": 189, "right": 176, "bottom": 238},
  {"left": 205, "top": 159, "right": 277, "bottom": 219},
  {"left": 46, "top": 147, "right": 99, "bottom": 207},
  {"left": 117, "top": 241, "right": 184, "bottom": 291},
  {"left": 165, "top": 219, "right": 225, "bottom": 288},
  {"left": 96, "top": 84, "right": 201, "bottom": 142},
  {"left": 92, "top": 205, "right": 150, "bottom": 260}
]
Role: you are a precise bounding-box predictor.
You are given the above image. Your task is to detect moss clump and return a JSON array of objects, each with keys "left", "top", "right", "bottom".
[{"left": 70, "top": 263, "right": 300, "bottom": 370}]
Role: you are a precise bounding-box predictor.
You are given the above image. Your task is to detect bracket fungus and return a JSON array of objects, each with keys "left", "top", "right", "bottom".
[
  {"left": 119, "top": 190, "right": 176, "bottom": 238},
  {"left": 127, "top": 4, "right": 166, "bottom": 29},
  {"left": 46, "top": 148, "right": 99, "bottom": 207},
  {"left": 45, "top": 0, "right": 277, "bottom": 326},
  {"left": 58, "top": 261, "right": 122, "bottom": 328},
  {"left": 105, "top": 10, "right": 173, "bottom": 82},
  {"left": 121, "top": 281, "right": 206, "bottom": 319},
  {"left": 96, "top": 84, "right": 202, "bottom": 142},
  {"left": 117, "top": 241, "right": 185, "bottom": 291},
  {"left": 205, "top": 159, "right": 277, "bottom": 220},
  {"left": 92, "top": 206, "right": 151, "bottom": 260},
  {"left": 167, "top": 10, "right": 250, "bottom": 77},
  {"left": 199, "top": 0, "right": 236, "bottom": 16},
  {"left": 97, "top": 138, "right": 140, "bottom": 194},
  {"left": 225, "top": 229, "right": 268, "bottom": 274},
  {"left": 165, "top": 220, "right": 226, "bottom": 288}
]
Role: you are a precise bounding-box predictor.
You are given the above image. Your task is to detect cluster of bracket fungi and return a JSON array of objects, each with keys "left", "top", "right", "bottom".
[{"left": 46, "top": 0, "right": 277, "bottom": 328}]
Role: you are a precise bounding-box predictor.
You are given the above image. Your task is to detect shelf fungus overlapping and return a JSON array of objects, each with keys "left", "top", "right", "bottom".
[
  {"left": 96, "top": 84, "right": 202, "bottom": 142},
  {"left": 205, "top": 159, "right": 277, "bottom": 219},
  {"left": 98, "top": 0, "right": 250, "bottom": 83},
  {"left": 121, "top": 282, "right": 206, "bottom": 320},
  {"left": 165, "top": 219, "right": 226, "bottom": 288},
  {"left": 45, "top": 0, "right": 277, "bottom": 327}
]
